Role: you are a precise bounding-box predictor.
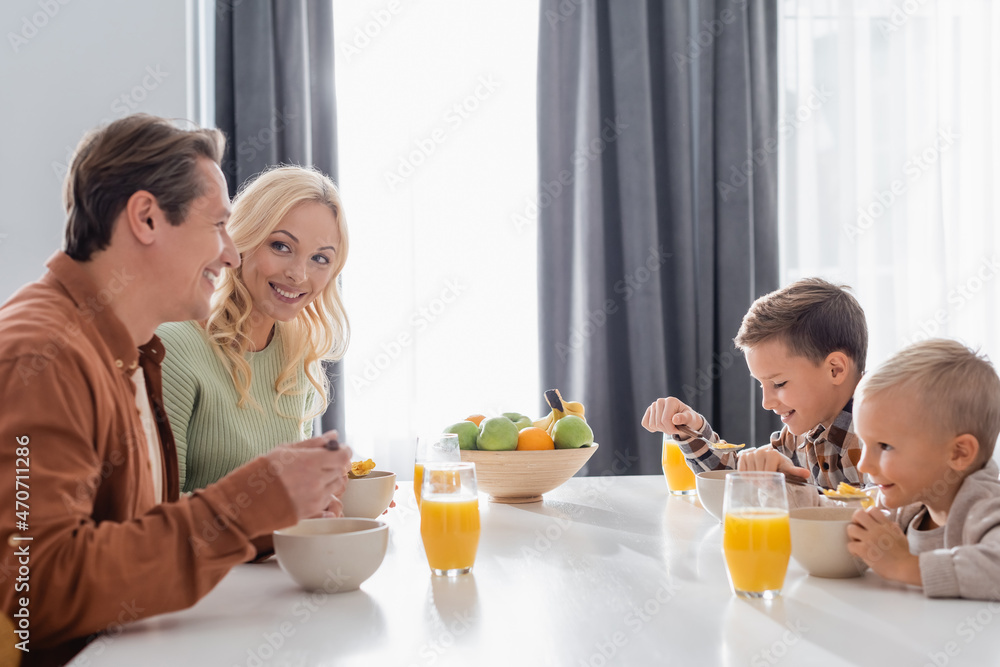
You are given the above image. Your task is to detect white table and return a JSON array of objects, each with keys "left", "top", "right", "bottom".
[{"left": 72, "top": 476, "right": 1000, "bottom": 666}]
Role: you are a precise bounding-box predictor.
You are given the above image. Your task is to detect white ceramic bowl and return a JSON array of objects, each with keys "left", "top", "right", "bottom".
[
  {"left": 340, "top": 470, "right": 397, "bottom": 519},
  {"left": 789, "top": 507, "right": 869, "bottom": 578},
  {"left": 695, "top": 470, "right": 736, "bottom": 522},
  {"left": 273, "top": 518, "right": 388, "bottom": 592}
]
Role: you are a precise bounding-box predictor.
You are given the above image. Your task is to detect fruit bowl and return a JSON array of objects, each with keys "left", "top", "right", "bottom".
[{"left": 460, "top": 443, "right": 599, "bottom": 504}]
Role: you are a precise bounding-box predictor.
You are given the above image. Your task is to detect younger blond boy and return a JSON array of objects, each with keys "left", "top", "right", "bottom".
[
  {"left": 847, "top": 339, "right": 1000, "bottom": 600},
  {"left": 641, "top": 278, "right": 868, "bottom": 489}
]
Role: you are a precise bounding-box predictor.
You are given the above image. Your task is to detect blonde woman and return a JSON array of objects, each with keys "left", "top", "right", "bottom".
[{"left": 158, "top": 166, "right": 349, "bottom": 492}]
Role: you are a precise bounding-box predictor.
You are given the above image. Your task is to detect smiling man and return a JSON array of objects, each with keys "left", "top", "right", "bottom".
[{"left": 0, "top": 115, "right": 353, "bottom": 665}]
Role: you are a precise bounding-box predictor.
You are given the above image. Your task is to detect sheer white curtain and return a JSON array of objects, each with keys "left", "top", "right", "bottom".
[
  {"left": 333, "top": 2, "right": 540, "bottom": 476},
  {"left": 779, "top": 0, "right": 1000, "bottom": 375}
]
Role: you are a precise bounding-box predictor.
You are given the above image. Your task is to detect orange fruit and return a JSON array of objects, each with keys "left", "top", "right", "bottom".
[
  {"left": 517, "top": 427, "right": 555, "bottom": 451},
  {"left": 466, "top": 414, "right": 486, "bottom": 426}
]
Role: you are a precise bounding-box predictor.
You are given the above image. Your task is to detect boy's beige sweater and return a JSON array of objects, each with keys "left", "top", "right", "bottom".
[{"left": 896, "top": 459, "right": 1000, "bottom": 599}]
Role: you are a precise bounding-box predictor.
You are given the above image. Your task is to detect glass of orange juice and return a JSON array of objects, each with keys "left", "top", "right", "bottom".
[
  {"left": 420, "top": 462, "right": 480, "bottom": 576},
  {"left": 722, "top": 472, "right": 791, "bottom": 599},
  {"left": 414, "top": 434, "right": 460, "bottom": 508},
  {"left": 662, "top": 435, "right": 696, "bottom": 495}
]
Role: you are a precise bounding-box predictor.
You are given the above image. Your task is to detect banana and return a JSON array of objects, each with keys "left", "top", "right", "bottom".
[
  {"left": 544, "top": 389, "right": 566, "bottom": 419},
  {"left": 533, "top": 389, "right": 586, "bottom": 436},
  {"left": 562, "top": 400, "right": 585, "bottom": 420},
  {"left": 532, "top": 411, "right": 556, "bottom": 432}
]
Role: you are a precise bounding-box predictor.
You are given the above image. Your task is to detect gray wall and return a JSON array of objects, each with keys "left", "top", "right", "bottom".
[{"left": 0, "top": 0, "right": 208, "bottom": 303}]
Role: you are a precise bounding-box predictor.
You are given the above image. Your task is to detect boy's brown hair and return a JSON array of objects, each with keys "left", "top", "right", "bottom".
[
  {"left": 856, "top": 339, "right": 1000, "bottom": 464},
  {"left": 63, "top": 113, "right": 226, "bottom": 262},
  {"left": 734, "top": 277, "right": 868, "bottom": 374}
]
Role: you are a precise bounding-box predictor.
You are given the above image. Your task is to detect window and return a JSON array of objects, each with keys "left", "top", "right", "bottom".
[
  {"left": 334, "top": 2, "right": 540, "bottom": 474},
  {"left": 779, "top": 0, "right": 1000, "bottom": 373}
]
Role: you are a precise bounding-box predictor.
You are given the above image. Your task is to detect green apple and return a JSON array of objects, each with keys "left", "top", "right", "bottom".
[
  {"left": 552, "top": 415, "right": 594, "bottom": 449},
  {"left": 445, "top": 421, "right": 480, "bottom": 450},
  {"left": 502, "top": 412, "right": 533, "bottom": 431},
  {"left": 477, "top": 416, "right": 519, "bottom": 451}
]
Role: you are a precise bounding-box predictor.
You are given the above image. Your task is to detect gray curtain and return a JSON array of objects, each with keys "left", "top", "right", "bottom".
[
  {"left": 215, "top": 0, "right": 345, "bottom": 435},
  {"left": 538, "top": 0, "right": 780, "bottom": 476}
]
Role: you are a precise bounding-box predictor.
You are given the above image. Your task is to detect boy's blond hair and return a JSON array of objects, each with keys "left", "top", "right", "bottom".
[
  {"left": 734, "top": 277, "right": 868, "bottom": 374},
  {"left": 856, "top": 339, "right": 1000, "bottom": 464}
]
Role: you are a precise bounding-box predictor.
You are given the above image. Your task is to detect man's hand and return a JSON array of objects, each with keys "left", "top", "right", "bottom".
[
  {"left": 261, "top": 430, "right": 353, "bottom": 520},
  {"left": 847, "top": 507, "right": 922, "bottom": 586},
  {"left": 736, "top": 443, "right": 810, "bottom": 479},
  {"left": 641, "top": 397, "right": 704, "bottom": 436}
]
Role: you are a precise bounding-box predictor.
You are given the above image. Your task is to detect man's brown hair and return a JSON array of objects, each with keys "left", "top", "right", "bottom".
[
  {"left": 63, "top": 114, "right": 226, "bottom": 261},
  {"left": 734, "top": 277, "right": 868, "bottom": 373}
]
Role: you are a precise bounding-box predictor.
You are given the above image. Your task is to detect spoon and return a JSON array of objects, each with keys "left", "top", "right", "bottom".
[
  {"left": 781, "top": 471, "right": 821, "bottom": 488},
  {"left": 669, "top": 424, "right": 821, "bottom": 490},
  {"left": 821, "top": 483, "right": 877, "bottom": 506},
  {"left": 672, "top": 422, "right": 746, "bottom": 452}
]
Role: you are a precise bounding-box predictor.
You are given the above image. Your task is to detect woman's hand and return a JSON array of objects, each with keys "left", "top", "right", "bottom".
[{"left": 382, "top": 485, "right": 398, "bottom": 515}]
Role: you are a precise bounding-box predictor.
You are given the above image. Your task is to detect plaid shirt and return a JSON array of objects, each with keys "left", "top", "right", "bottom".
[{"left": 676, "top": 400, "right": 863, "bottom": 490}]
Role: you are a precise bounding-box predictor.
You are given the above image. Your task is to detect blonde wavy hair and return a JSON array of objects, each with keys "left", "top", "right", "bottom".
[{"left": 206, "top": 166, "right": 349, "bottom": 425}]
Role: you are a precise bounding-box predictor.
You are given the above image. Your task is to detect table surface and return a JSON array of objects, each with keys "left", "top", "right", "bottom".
[{"left": 72, "top": 476, "right": 1000, "bottom": 667}]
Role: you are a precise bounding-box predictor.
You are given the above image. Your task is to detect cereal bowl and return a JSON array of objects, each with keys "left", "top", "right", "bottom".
[
  {"left": 273, "top": 518, "right": 388, "bottom": 592},
  {"left": 789, "top": 507, "right": 869, "bottom": 578},
  {"left": 459, "top": 443, "right": 599, "bottom": 503},
  {"left": 695, "top": 470, "right": 737, "bottom": 522},
  {"left": 340, "top": 470, "right": 397, "bottom": 518}
]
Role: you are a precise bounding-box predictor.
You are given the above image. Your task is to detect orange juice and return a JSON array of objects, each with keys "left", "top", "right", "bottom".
[
  {"left": 413, "top": 463, "right": 424, "bottom": 507},
  {"left": 420, "top": 497, "right": 480, "bottom": 573},
  {"left": 415, "top": 466, "right": 461, "bottom": 507},
  {"left": 662, "top": 438, "right": 696, "bottom": 495},
  {"left": 723, "top": 508, "right": 791, "bottom": 594}
]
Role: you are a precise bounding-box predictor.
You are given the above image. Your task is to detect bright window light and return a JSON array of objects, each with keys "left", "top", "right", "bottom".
[
  {"left": 778, "top": 0, "right": 1000, "bottom": 372},
  {"left": 334, "top": 1, "right": 540, "bottom": 476}
]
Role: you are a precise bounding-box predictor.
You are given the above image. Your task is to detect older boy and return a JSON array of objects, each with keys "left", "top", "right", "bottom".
[
  {"left": 847, "top": 339, "right": 1000, "bottom": 600},
  {"left": 641, "top": 278, "right": 868, "bottom": 489},
  {"left": 0, "top": 115, "right": 353, "bottom": 664}
]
